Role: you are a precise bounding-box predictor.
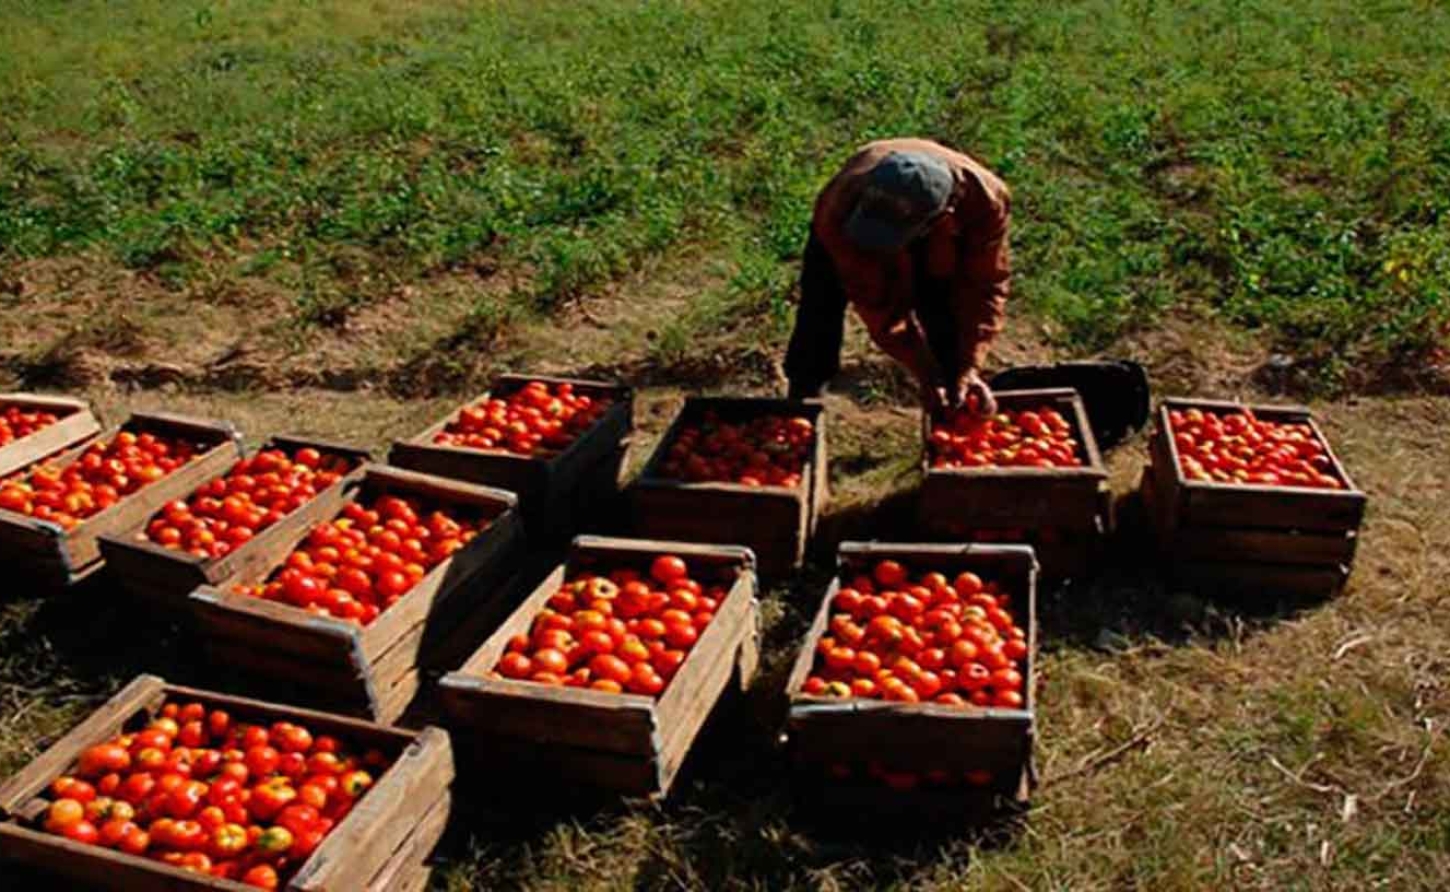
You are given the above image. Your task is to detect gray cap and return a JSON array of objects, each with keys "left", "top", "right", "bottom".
[{"left": 844, "top": 151, "right": 954, "bottom": 251}]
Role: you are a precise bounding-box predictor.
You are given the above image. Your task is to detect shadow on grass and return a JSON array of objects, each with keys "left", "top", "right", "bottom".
[{"left": 14, "top": 577, "right": 213, "bottom": 694}]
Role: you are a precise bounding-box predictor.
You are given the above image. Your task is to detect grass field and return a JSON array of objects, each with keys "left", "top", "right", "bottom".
[{"left": 0, "top": 1, "right": 1448, "bottom": 889}]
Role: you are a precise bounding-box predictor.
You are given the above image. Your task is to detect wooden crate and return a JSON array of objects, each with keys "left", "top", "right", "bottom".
[
  {"left": 387, "top": 374, "right": 633, "bottom": 541},
  {"left": 97, "top": 435, "right": 373, "bottom": 606},
  {"left": 188, "top": 465, "right": 527, "bottom": 723},
  {"left": 439, "top": 536, "right": 761, "bottom": 799},
  {"left": 0, "top": 393, "right": 103, "bottom": 479},
  {"left": 0, "top": 675, "right": 452, "bottom": 892},
  {"left": 1144, "top": 397, "right": 1367, "bottom": 597},
  {"left": 0, "top": 412, "right": 243, "bottom": 591},
  {"left": 783, "top": 542, "right": 1038, "bottom": 821},
  {"left": 628, "top": 396, "right": 828, "bottom": 578},
  {"left": 918, "top": 388, "right": 1108, "bottom": 579}
]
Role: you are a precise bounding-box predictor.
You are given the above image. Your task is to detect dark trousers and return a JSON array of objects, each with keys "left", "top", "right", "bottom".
[{"left": 784, "top": 232, "right": 955, "bottom": 398}]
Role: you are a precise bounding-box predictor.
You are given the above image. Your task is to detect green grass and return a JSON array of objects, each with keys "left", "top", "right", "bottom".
[{"left": 2, "top": 0, "right": 1448, "bottom": 383}]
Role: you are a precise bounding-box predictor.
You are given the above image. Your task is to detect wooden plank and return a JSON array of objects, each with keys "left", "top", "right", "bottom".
[
  {"left": 190, "top": 588, "right": 361, "bottom": 662},
  {"left": 199, "top": 641, "right": 370, "bottom": 701},
  {"left": 364, "top": 791, "right": 450, "bottom": 892},
  {"left": 0, "top": 394, "right": 102, "bottom": 479},
  {"left": 0, "top": 676, "right": 167, "bottom": 817},
  {"left": 438, "top": 674, "right": 659, "bottom": 756},
  {"left": 1164, "top": 526, "right": 1357, "bottom": 566},
  {"left": 0, "top": 823, "right": 241, "bottom": 890},
  {"left": 1165, "top": 559, "right": 1350, "bottom": 598},
  {"left": 656, "top": 597, "right": 757, "bottom": 794},
  {"left": 291, "top": 727, "right": 455, "bottom": 892},
  {"left": 451, "top": 730, "right": 661, "bottom": 795},
  {"left": 652, "top": 569, "right": 754, "bottom": 775}
]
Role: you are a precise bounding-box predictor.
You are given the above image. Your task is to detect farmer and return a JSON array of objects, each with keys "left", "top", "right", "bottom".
[{"left": 784, "top": 138, "right": 1011, "bottom": 416}]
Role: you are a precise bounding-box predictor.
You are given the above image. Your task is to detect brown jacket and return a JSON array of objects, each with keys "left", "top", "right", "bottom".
[{"left": 812, "top": 138, "right": 1011, "bottom": 384}]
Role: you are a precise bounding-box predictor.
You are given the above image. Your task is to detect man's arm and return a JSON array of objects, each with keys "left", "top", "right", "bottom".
[
  {"left": 858, "top": 302, "right": 947, "bottom": 407},
  {"left": 950, "top": 196, "right": 1011, "bottom": 402}
]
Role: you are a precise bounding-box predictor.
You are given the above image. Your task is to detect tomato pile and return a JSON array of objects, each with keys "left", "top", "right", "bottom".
[
  {"left": 657, "top": 412, "right": 815, "bottom": 487},
  {"left": 802, "top": 559, "right": 1028, "bottom": 709},
  {"left": 928, "top": 406, "right": 1083, "bottom": 469},
  {"left": 37, "top": 700, "right": 388, "bottom": 889},
  {"left": 494, "top": 554, "right": 727, "bottom": 696},
  {"left": 0, "top": 431, "right": 202, "bottom": 531},
  {"left": 236, "top": 494, "right": 487, "bottom": 625},
  {"left": 0, "top": 404, "right": 63, "bottom": 446},
  {"left": 1168, "top": 407, "right": 1344, "bottom": 489},
  {"left": 145, "top": 446, "right": 356, "bottom": 560},
  {"left": 433, "top": 380, "right": 610, "bottom": 456}
]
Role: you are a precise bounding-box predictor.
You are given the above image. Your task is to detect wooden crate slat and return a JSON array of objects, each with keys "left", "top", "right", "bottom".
[
  {"left": 439, "top": 675, "right": 660, "bottom": 755},
  {"left": 654, "top": 589, "right": 756, "bottom": 791},
  {"left": 1166, "top": 558, "right": 1350, "bottom": 598},
  {"left": 0, "top": 823, "right": 242, "bottom": 890},
  {"left": 1164, "top": 525, "right": 1357, "bottom": 566},
  {"left": 451, "top": 730, "right": 663, "bottom": 795},
  {"left": 190, "top": 590, "right": 361, "bottom": 662},
  {"left": 364, "top": 791, "right": 450, "bottom": 892}
]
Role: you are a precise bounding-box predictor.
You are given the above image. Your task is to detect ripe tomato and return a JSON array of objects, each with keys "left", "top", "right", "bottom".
[
  {"left": 78, "top": 743, "right": 131, "bottom": 778},
  {"left": 241, "top": 864, "right": 279, "bottom": 890}
]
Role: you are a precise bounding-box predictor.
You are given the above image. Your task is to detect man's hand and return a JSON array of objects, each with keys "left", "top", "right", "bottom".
[
  {"left": 953, "top": 369, "right": 997, "bottom": 417},
  {"left": 919, "top": 380, "right": 950, "bottom": 416}
]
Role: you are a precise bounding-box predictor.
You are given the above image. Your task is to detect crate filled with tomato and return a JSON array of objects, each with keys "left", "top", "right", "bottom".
[
  {"left": 1143, "top": 397, "right": 1367, "bottom": 597},
  {"left": 918, "top": 388, "right": 1108, "bottom": 580},
  {"left": 0, "top": 411, "right": 243, "bottom": 591},
  {"left": 186, "top": 465, "right": 526, "bottom": 723},
  {"left": 783, "top": 542, "right": 1038, "bottom": 823},
  {"left": 389, "top": 374, "right": 632, "bottom": 542},
  {"left": 99, "top": 436, "right": 371, "bottom": 606},
  {"left": 439, "top": 536, "right": 760, "bottom": 798},
  {"left": 0, "top": 392, "right": 103, "bottom": 478},
  {"left": 629, "top": 396, "right": 827, "bottom": 578},
  {"left": 0, "top": 675, "right": 451, "bottom": 892}
]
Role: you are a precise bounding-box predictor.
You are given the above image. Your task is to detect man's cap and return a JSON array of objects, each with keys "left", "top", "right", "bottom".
[{"left": 844, "top": 151, "right": 954, "bottom": 252}]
